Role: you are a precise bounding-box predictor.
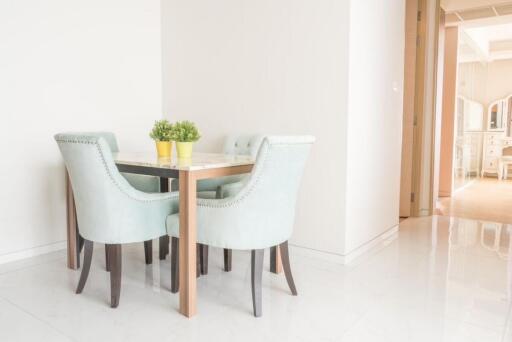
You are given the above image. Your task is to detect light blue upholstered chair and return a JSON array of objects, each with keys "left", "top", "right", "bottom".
[
  {"left": 75, "top": 132, "right": 164, "bottom": 266},
  {"left": 170, "top": 135, "right": 264, "bottom": 275},
  {"left": 55, "top": 133, "right": 179, "bottom": 308},
  {"left": 166, "top": 136, "right": 314, "bottom": 316}
]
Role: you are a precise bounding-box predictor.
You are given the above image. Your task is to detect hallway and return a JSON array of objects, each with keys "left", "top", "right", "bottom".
[{"left": 437, "top": 178, "right": 512, "bottom": 224}]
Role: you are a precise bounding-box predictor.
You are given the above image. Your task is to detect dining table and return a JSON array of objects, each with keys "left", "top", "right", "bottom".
[{"left": 64, "top": 151, "right": 282, "bottom": 317}]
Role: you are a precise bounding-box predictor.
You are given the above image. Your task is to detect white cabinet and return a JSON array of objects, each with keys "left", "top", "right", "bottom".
[
  {"left": 463, "top": 132, "right": 483, "bottom": 176},
  {"left": 481, "top": 132, "right": 505, "bottom": 176}
]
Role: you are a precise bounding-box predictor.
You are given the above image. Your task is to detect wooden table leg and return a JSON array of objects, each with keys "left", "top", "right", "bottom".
[
  {"left": 66, "top": 171, "right": 79, "bottom": 270},
  {"left": 270, "top": 246, "right": 282, "bottom": 274},
  {"left": 178, "top": 170, "right": 197, "bottom": 317}
]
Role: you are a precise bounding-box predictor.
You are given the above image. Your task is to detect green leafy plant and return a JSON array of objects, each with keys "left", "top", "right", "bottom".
[
  {"left": 149, "top": 120, "right": 173, "bottom": 142},
  {"left": 170, "top": 121, "right": 201, "bottom": 142}
]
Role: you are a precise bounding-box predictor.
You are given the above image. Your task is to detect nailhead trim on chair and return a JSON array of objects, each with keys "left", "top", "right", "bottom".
[{"left": 56, "top": 138, "right": 178, "bottom": 203}]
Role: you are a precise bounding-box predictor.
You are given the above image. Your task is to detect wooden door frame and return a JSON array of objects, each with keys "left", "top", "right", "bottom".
[
  {"left": 401, "top": 0, "right": 444, "bottom": 217},
  {"left": 438, "top": 26, "right": 459, "bottom": 198},
  {"left": 400, "top": 0, "right": 419, "bottom": 218}
]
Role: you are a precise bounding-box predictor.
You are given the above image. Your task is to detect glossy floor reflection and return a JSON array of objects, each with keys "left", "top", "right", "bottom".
[{"left": 0, "top": 216, "right": 510, "bottom": 341}]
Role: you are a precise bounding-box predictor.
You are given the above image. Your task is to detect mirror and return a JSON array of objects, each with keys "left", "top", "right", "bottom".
[
  {"left": 488, "top": 100, "right": 506, "bottom": 131},
  {"left": 490, "top": 103, "right": 498, "bottom": 128}
]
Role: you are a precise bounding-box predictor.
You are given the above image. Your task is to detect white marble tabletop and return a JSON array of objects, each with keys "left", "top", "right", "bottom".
[{"left": 113, "top": 152, "right": 254, "bottom": 171}]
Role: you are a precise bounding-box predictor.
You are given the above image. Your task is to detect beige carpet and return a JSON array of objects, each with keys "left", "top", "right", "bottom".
[{"left": 436, "top": 177, "right": 512, "bottom": 224}]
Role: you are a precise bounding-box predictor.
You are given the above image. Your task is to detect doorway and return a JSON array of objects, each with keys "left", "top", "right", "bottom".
[
  {"left": 436, "top": 13, "right": 512, "bottom": 224},
  {"left": 400, "top": 0, "right": 512, "bottom": 224}
]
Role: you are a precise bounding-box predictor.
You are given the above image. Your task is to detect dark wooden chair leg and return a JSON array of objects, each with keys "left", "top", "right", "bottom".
[
  {"left": 200, "top": 244, "right": 209, "bottom": 275},
  {"left": 105, "top": 244, "right": 111, "bottom": 272},
  {"left": 78, "top": 235, "right": 85, "bottom": 253},
  {"left": 251, "top": 249, "right": 264, "bottom": 317},
  {"left": 109, "top": 244, "right": 122, "bottom": 308},
  {"left": 279, "top": 241, "right": 297, "bottom": 296},
  {"left": 75, "top": 230, "right": 81, "bottom": 269},
  {"left": 165, "top": 236, "right": 170, "bottom": 256},
  {"left": 170, "top": 237, "right": 179, "bottom": 293},
  {"left": 224, "top": 249, "right": 232, "bottom": 272},
  {"left": 144, "top": 240, "right": 152, "bottom": 265},
  {"left": 159, "top": 236, "right": 169, "bottom": 260},
  {"left": 76, "top": 240, "right": 93, "bottom": 294},
  {"left": 270, "top": 246, "right": 281, "bottom": 273},
  {"left": 196, "top": 244, "right": 201, "bottom": 278}
]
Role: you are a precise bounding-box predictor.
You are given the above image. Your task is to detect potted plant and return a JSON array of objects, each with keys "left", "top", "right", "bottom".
[
  {"left": 171, "top": 120, "right": 201, "bottom": 159},
  {"left": 149, "top": 119, "right": 174, "bottom": 158}
]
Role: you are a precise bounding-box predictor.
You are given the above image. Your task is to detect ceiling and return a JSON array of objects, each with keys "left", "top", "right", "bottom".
[
  {"left": 442, "top": 0, "right": 512, "bottom": 12},
  {"left": 459, "top": 22, "right": 512, "bottom": 62},
  {"left": 441, "top": 1, "right": 512, "bottom": 62},
  {"left": 444, "top": 1, "right": 512, "bottom": 25}
]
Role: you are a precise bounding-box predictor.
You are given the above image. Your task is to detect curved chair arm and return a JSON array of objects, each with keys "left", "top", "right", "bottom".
[
  {"left": 216, "top": 180, "right": 245, "bottom": 199},
  {"left": 176, "top": 162, "right": 289, "bottom": 249},
  {"left": 85, "top": 186, "right": 179, "bottom": 245},
  {"left": 166, "top": 186, "right": 275, "bottom": 250},
  {"left": 172, "top": 196, "right": 291, "bottom": 250},
  {"left": 97, "top": 178, "right": 180, "bottom": 244}
]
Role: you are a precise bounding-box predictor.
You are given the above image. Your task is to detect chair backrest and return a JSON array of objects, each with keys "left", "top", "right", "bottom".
[
  {"left": 55, "top": 133, "right": 138, "bottom": 242},
  {"left": 80, "top": 132, "right": 120, "bottom": 152},
  {"left": 223, "top": 136, "right": 314, "bottom": 247},
  {"left": 223, "top": 135, "right": 264, "bottom": 157}
]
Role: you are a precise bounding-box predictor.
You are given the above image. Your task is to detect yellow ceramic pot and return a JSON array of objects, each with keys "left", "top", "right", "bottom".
[
  {"left": 155, "top": 141, "right": 173, "bottom": 158},
  {"left": 176, "top": 142, "right": 194, "bottom": 159}
]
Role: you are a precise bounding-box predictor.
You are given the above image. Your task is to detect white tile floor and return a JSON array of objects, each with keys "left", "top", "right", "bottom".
[{"left": 0, "top": 215, "right": 511, "bottom": 341}]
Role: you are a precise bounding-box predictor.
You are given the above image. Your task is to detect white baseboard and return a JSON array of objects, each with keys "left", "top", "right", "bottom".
[
  {"left": 289, "top": 224, "right": 399, "bottom": 265},
  {"left": 0, "top": 225, "right": 400, "bottom": 266},
  {"left": 288, "top": 244, "right": 346, "bottom": 264},
  {"left": 0, "top": 241, "right": 67, "bottom": 265},
  {"left": 342, "top": 225, "right": 399, "bottom": 264}
]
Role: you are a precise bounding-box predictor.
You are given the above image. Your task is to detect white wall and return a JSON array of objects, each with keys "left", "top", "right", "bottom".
[
  {"left": 0, "top": 0, "right": 162, "bottom": 261},
  {"left": 163, "top": 0, "right": 405, "bottom": 258},
  {"left": 0, "top": 0, "right": 405, "bottom": 263},
  {"left": 163, "top": 0, "right": 350, "bottom": 255},
  {"left": 344, "top": 0, "right": 405, "bottom": 254}
]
